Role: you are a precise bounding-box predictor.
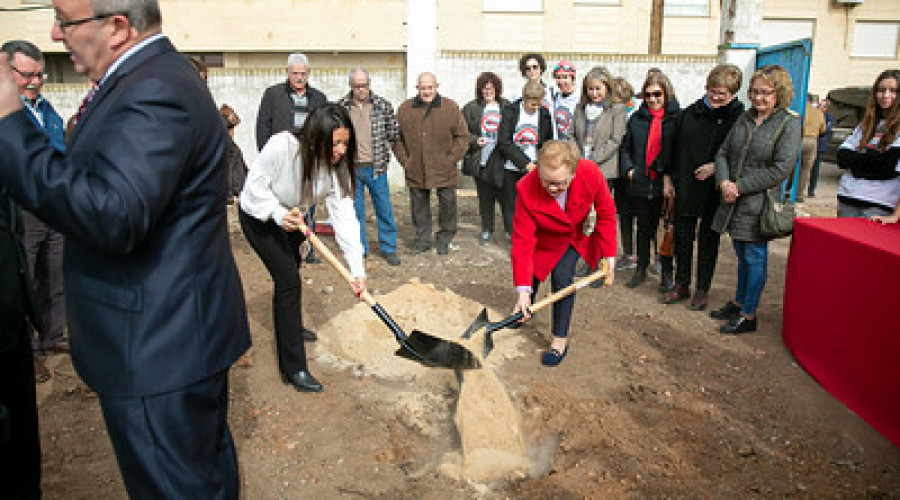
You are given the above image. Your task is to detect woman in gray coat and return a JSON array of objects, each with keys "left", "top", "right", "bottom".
[
  {"left": 573, "top": 67, "right": 627, "bottom": 192},
  {"left": 710, "top": 65, "right": 801, "bottom": 334}
]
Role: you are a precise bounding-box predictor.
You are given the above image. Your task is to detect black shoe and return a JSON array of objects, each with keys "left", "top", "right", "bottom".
[
  {"left": 720, "top": 316, "right": 757, "bottom": 334},
  {"left": 411, "top": 242, "right": 431, "bottom": 254},
  {"left": 710, "top": 301, "right": 742, "bottom": 320},
  {"left": 382, "top": 252, "right": 401, "bottom": 266},
  {"left": 302, "top": 328, "right": 317, "bottom": 342},
  {"left": 479, "top": 231, "right": 492, "bottom": 244},
  {"left": 282, "top": 370, "right": 323, "bottom": 392},
  {"left": 436, "top": 242, "right": 449, "bottom": 255},
  {"left": 625, "top": 266, "right": 647, "bottom": 288},
  {"left": 304, "top": 252, "right": 321, "bottom": 264}
]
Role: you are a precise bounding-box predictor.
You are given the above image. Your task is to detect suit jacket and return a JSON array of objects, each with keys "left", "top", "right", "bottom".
[
  {"left": 511, "top": 159, "right": 617, "bottom": 286},
  {"left": 393, "top": 94, "right": 469, "bottom": 189},
  {"left": 0, "top": 191, "right": 37, "bottom": 352},
  {"left": 0, "top": 37, "right": 251, "bottom": 397},
  {"left": 255, "top": 81, "right": 328, "bottom": 151}
]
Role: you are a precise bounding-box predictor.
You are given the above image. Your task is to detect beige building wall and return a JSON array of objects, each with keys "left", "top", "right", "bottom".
[
  {"left": 437, "top": 0, "right": 719, "bottom": 55},
  {"left": 763, "top": 0, "right": 900, "bottom": 96}
]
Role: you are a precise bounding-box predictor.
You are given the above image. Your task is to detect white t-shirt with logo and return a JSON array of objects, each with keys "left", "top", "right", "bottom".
[
  {"left": 553, "top": 91, "right": 579, "bottom": 141},
  {"left": 505, "top": 102, "right": 541, "bottom": 172},
  {"left": 480, "top": 102, "right": 502, "bottom": 166}
]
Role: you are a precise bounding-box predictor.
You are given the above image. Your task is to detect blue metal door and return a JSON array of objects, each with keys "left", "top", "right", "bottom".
[{"left": 756, "top": 38, "right": 813, "bottom": 201}]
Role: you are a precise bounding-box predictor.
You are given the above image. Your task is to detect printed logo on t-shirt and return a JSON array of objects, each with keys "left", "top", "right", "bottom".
[
  {"left": 555, "top": 107, "right": 573, "bottom": 138},
  {"left": 481, "top": 111, "right": 502, "bottom": 138},
  {"left": 514, "top": 123, "right": 539, "bottom": 161}
]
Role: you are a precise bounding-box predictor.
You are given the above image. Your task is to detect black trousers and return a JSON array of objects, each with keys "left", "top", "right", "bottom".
[
  {"left": 0, "top": 324, "right": 41, "bottom": 500},
  {"left": 614, "top": 178, "right": 634, "bottom": 255},
  {"left": 474, "top": 176, "right": 510, "bottom": 234},
  {"left": 531, "top": 246, "right": 580, "bottom": 338},
  {"left": 502, "top": 170, "right": 525, "bottom": 235},
  {"left": 409, "top": 186, "right": 457, "bottom": 247},
  {"left": 631, "top": 196, "right": 663, "bottom": 269},
  {"left": 238, "top": 208, "right": 308, "bottom": 374},
  {"left": 99, "top": 370, "right": 238, "bottom": 499},
  {"left": 673, "top": 205, "right": 721, "bottom": 292},
  {"left": 21, "top": 210, "right": 66, "bottom": 351}
]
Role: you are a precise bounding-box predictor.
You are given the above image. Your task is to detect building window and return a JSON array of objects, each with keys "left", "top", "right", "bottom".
[
  {"left": 760, "top": 19, "right": 815, "bottom": 48},
  {"left": 664, "top": 0, "right": 708, "bottom": 17},
  {"left": 483, "top": 0, "right": 542, "bottom": 13},
  {"left": 852, "top": 22, "right": 899, "bottom": 59}
]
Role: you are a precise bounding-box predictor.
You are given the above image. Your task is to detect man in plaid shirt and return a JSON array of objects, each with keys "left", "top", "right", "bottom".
[{"left": 339, "top": 67, "right": 402, "bottom": 265}]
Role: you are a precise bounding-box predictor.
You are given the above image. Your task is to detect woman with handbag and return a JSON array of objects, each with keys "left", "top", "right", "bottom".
[
  {"left": 461, "top": 72, "right": 511, "bottom": 243},
  {"left": 661, "top": 64, "right": 745, "bottom": 310},
  {"left": 618, "top": 71, "right": 680, "bottom": 290},
  {"left": 710, "top": 65, "right": 801, "bottom": 334}
]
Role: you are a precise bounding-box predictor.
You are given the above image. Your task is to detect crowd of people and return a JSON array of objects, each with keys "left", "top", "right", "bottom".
[{"left": 1, "top": 0, "right": 898, "bottom": 497}]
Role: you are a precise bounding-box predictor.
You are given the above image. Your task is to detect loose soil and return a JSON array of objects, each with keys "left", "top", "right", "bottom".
[{"left": 35, "top": 163, "right": 900, "bottom": 498}]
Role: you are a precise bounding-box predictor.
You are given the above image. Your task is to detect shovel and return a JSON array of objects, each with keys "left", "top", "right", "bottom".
[
  {"left": 295, "top": 218, "right": 481, "bottom": 370},
  {"left": 462, "top": 260, "right": 609, "bottom": 358}
]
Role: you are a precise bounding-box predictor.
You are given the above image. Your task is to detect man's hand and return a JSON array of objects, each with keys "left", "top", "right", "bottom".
[
  {"left": 0, "top": 54, "right": 23, "bottom": 120},
  {"left": 720, "top": 180, "right": 740, "bottom": 204}
]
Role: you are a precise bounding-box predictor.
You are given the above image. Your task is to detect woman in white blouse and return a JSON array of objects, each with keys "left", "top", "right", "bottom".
[{"left": 239, "top": 104, "right": 366, "bottom": 393}]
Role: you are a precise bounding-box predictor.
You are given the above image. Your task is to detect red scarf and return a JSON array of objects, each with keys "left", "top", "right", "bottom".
[{"left": 645, "top": 107, "right": 665, "bottom": 180}]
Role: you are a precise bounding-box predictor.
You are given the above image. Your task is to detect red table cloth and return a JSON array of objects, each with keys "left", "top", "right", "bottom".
[{"left": 784, "top": 217, "right": 900, "bottom": 447}]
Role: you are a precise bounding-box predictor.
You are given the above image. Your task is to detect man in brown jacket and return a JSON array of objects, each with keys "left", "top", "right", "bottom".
[{"left": 393, "top": 72, "right": 468, "bottom": 254}]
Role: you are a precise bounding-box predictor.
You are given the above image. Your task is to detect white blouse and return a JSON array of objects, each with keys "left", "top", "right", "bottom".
[{"left": 239, "top": 131, "right": 365, "bottom": 278}]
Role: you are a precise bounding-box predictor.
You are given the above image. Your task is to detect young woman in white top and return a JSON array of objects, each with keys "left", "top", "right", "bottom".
[{"left": 239, "top": 104, "right": 367, "bottom": 393}]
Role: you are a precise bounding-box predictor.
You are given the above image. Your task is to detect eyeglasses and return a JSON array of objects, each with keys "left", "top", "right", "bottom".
[
  {"left": 350, "top": 83, "right": 369, "bottom": 89},
  {"left": 54, "top": 12, "right": 117, "bottom": 30},
  {"left": 645, "top": 91, "right": 664, "bottom": 98},
  {"left": 11, "top": 66, "right": 47, "bottom": 81},
  {"left": 526, "top": 64, "right": 540, "bottom": 70},
  {"left": 750, "top": 88, "right": 775, "bottom": 97}
]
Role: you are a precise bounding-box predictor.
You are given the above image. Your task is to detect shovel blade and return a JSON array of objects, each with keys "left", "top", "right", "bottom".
[
  {"left": 395, "top": 330, "right": 481, "bottom": 370},
  {"left": 461, "top": 308, "right": 489, "bottom": 339}
]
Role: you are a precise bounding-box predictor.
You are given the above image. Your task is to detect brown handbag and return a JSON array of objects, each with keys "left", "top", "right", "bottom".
[{"left": 658, "top": 197, "right": 675, "bottom": 258}]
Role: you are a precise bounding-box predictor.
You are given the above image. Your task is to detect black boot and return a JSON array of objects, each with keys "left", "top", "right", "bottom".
[
  {"left": 659, "top": 257, "right": 674, "bottom": 293},
  {"left": 625, "top": 266, "right": 647, "bottom": 288}
]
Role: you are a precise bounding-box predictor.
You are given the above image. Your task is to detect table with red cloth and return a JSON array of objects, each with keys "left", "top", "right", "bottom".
[{"left": 783, "top": 217, "right": 900, "bottom": 447}]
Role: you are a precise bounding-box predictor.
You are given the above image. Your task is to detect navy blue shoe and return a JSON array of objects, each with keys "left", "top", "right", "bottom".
[{"left": 541, "top": 345, "right": 569, "bottom": 367}]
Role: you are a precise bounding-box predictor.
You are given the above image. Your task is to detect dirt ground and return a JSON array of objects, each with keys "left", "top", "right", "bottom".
[{"left": 35, "top": 162, "right": 900, "bottom": 499}]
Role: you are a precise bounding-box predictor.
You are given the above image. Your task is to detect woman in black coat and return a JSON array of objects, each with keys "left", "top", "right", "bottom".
[
  {"left": 484, "top": 79, "right": 554, "bottom": 236},
  {"left": 619, "top": 71, "right": 680, "bottom": 289},
  {"left": 661, "top": 64, "right": 745, "bottom": 310},
  {"left": 462, "top": 72, "right": 511, "bottom": 243}
]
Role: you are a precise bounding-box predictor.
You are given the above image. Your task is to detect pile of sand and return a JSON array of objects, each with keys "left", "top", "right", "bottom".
[{"left": 315, "top": 279, "right": 536, "bottom": 482}]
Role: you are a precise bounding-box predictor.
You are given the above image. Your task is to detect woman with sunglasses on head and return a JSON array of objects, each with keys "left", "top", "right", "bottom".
[
  {"left": 710, "top": 65, "right": 801, "bottom": 335},
  {"left": 238, "top": 104, "right": 367, "bottom": 393},
  {"left": 835, "top": 69, "right": 900, "bottom": 219},
  {"left": 511, "top": 141, "right": 617, "bottom": 366},
  {"left": 619, "top": 70, "right": 681, "bottom": 290}
]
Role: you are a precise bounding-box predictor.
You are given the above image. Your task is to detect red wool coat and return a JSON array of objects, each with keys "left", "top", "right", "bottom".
[{"left": 511, "top": 159, "right": 617, "bottom": 286}]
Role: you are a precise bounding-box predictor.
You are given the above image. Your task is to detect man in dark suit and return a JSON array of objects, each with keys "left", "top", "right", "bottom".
[
  {"left": 0, "top": 1, "right": 251, "bottom": 497},
  {"left": 0, "top": 188, "right": 41, "bottom": 500}
]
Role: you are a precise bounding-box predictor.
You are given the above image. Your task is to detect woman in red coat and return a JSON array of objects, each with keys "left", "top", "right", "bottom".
[{"left": 511, "top": 140, "right": 618, "bottom": 366}]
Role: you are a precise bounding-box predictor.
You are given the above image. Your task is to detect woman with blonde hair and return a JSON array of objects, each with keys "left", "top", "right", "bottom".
[
  {"left": 573, "top": 67, "right": 627, "bottom": 192},
  {"left": 710, "top": 65, "right": 801, "bottom": 334},
  {"left": 835, "top": 69, "right": 900, "bottom": 218}
]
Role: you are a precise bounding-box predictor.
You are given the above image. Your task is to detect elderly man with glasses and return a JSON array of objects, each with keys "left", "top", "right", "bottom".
[{"left": 2, "top": 40, "right": 67, "bottom": 384}]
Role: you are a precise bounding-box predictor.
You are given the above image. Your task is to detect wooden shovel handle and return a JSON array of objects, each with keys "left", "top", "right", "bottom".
[
  {"left": 528, "top": 259, "right": 608, "bottom": 315},
  {"left": 295, "top": 217, "right": 377, "bottom": 308}
]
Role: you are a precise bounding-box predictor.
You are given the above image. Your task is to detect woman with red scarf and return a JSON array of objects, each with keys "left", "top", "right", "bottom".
[{"left": 618, "top": 71, "right": 681, "bottom": 288}]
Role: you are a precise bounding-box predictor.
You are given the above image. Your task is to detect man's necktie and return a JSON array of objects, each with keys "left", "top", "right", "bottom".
[{"left": 71, "top": 83, "right": 99, "bottom": 127}]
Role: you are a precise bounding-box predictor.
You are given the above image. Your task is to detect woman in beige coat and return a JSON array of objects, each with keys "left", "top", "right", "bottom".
[{"left": 573, "top": 67, "right": 627, "bottom": 193}]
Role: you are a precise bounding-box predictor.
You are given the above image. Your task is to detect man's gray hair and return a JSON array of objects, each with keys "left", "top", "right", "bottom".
[
  {"left": 1, "top": 40, "right": 43, "bottom": 64},
  {"left": 287, "top": 53, "right": 309, "bottom": 70},
  {"left": 92, "top": 0, "right": 161, "bottom": 33},
  {"left": 348, "top": 67, "right": 369, "bottom": 85}
]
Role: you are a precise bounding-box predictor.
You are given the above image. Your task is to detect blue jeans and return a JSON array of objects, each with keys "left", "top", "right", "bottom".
[
  {"left": 354, "top": 165, "right": 397, "bottom": 255},
  {"left": 732, "top": 240, "right": 768, "bottom": 316}
]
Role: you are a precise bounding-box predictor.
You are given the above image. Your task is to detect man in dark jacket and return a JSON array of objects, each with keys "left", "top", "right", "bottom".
[
  {"left": 661, "top": 64, "right": 744, "bottom": 310},
  {"left": 255, "top": 52, "right": 328, "bottom": 150}
]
